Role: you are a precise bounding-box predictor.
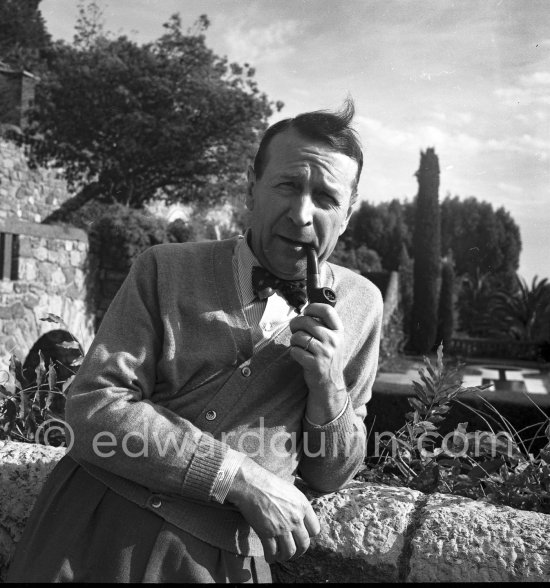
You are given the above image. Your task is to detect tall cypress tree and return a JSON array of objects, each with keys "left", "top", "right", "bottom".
[{"left": 410, "top": 148, "right": 441, "bottom": 353}]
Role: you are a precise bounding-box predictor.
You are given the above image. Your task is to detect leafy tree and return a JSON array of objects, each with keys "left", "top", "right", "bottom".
[
  {"left": 0, "top": 0, "right": 51, "bottom": 70},
  {"left": 18, "top": 10, "right": 281, "bottom": 221},
  {"left": 490, "top": 276, "right": 550, "bottom": 342},
  {"left": 456, "top": 268, "right": 495, "bottom": 336},
  {"left": 436, "top": 254, "right": 455, "bottom": 349},
  {"left": 398, "top": 244, "right": 414, "bottom": 347},
  {"left": 440, "top": 195, "right": 521, "bottom": 278},
  {"left": 410, "top": 148, "right": 441, "bottom": 353},
  {"left": 328, "top": 242, "right": 382, "bottom": 274},
  {"left": 352, "top": 198, "right": 411, "bottom": 271}
]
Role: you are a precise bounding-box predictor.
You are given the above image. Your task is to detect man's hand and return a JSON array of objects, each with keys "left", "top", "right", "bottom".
[
  {"left": 289, "top": 303, "right": 348, "bottom": 425},
  {"left": 226, "top": 457, "right": 320, "bottom": 563}
]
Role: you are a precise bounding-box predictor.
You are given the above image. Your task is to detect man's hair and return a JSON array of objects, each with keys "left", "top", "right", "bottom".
[{"left": 253, "top": 98, "right": 363, "bottom": 205}]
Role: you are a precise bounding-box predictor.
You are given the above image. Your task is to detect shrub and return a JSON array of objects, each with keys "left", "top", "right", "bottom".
[
  {"left": 0, "top": 315, "right": 82, "bottom": 447},
  {"left": 86, "top": 204, "right": 171, "bottom": 327},
  {"left": 360, "top": 344, "right": 550, "bottom": 514}
]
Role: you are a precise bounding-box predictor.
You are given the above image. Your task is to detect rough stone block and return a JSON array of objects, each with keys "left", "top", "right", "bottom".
[
  {"left": 34, "top": 246, "right": 47, "bottom": 262},
  {"left": 0, "top": 282, "right": 14, "bottom": 295},
  {"left": 0, "top": 442, "right": 66, "bottom": 579},
  {"left": 70, "top": 249, "right": 82, "bottom": 267},
  {"left": 0, "top": 302, "right": 24, "bottom": 320},
  {"left": 50, "top": 267, "right": 67, "bottom": 288},
  {"left": 18, "top": 259, "right": 37, "bottom": 282},
  {"left": 408, "top": 493, "right": 550, "bottom": 582},
  {"left": 17, "top": 238, "right": 32, "bottom": 257},
  {"left": 273, "top": 482, "right": 422, "bottom": 583}
]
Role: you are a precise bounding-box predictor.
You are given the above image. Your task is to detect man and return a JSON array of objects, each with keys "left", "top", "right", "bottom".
[{"left": 8, "top": 99, "right": 383, "bottom": 583}]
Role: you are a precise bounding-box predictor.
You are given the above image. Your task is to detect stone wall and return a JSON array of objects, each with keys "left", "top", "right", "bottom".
[
  {"left": 1, "top": 440, "right": 549, "bottom": 582},
  {"left": 0, "top": 219, "right": 94, "bottom": 364},
  {"left": 0, "top": 137, "right": 71, "bottom": 223},
  {"left": 0, "top": 136, "right": 94, "bottom": 365}
]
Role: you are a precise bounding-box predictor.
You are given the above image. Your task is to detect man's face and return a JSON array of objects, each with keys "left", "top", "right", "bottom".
[{"left": 246, "top": 128, "right": 358, "bottom": 280}]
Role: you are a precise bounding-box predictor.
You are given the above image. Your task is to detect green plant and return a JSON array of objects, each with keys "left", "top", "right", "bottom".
[
  {"left": 491, "top": 275, "right": 550, "bottom": 342},
  {"left": 360, "top": 344, "right": 550, "bottom": 514},
  {"left": 0, "top": 314, "right": 82, "bottom": 447}
]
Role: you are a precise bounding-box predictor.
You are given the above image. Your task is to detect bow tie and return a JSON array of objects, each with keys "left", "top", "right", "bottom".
[{"left": 251, "top": 266, "right": 307, "bottom": 312}]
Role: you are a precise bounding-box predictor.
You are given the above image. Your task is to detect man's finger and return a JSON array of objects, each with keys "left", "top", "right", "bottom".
[
  {"left": 291, "top": 526, "right": 311, "bottom": 558},
  {"left": 303, "top": 303, "right": 342, "bottom": 330},
  {"left": 273, "top": 533, "right": 296, "bottom": 562},
  {"left": 290, "top": 331, "right": 317, "bottom": 353},
  {"left": 303, "top": 504, "right": 321, "bottom": 537},
  {"left": 260, "top": 537, "right": 278, "bottom": 564}
]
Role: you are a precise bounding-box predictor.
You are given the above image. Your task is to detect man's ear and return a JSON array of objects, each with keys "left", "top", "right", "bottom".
[
  {"left": 338, "top": 202, "right": 354, "bottom": 236},
  {"left": 246, "top": 165, "right": 256, "bottom": 211}
]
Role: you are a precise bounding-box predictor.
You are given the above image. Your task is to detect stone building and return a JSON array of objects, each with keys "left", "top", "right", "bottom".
[
  {"left": 0, "top": 64, "right": 94, "bottom": 368},
  {"left": 0, "top": 135, "right": 94, "bottom": 368}
]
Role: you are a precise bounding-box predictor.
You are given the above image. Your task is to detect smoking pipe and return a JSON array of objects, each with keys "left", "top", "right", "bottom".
[{"left": 306, "top": 246, "right": 337, "bottom": 307}]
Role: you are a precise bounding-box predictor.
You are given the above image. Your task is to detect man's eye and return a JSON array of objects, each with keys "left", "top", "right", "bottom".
[{"left": 318, "top": 191, "right": 338, "bottom": 205}]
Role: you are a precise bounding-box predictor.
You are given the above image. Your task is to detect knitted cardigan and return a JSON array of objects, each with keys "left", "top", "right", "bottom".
[{"left": 65, "top": 236, "right": 383, "bottom": 556}]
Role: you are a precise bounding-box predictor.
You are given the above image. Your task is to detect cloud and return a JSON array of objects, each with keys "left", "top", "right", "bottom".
[
  {"left": 222, "top": 20, "right": 299, "bottom": 66},
  {"left": 495, "top": 70, "right": 550, "bottom": 107},
  {"left": 357, "top": 115, "right": 549, "bottom": 169},
  {"left": 520, "top": 71, "right": 550, "bottom": 86},
  {"left": 357, "top": 116, "right": 483, "bottom": 156},
  {"left": 356, "top": 116, "right": 412, "bottom": 147},
  {"left": 486, "top": 135, "right": 550, "bottom": 160},
  {"left": 496, "top": 182, "right": 522, "bottom": 195}
]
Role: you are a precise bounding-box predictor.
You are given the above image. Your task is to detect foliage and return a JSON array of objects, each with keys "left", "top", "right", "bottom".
[
  {"left": 410, "top": 148, "right": 441, "bottom": 353},
  {"left": 0, "top": 314, "right": 82, "bottom": 446},
  {"left": 19, "top": 8, "right": 281, "bottom": 217},
  {"left": 328, "top": 241, "right": 382, "bottom": 274},
  {"left": 351, "top": 199, "right": 411, "bottom": 272},
  {"left": 85, "top": 204, "right": 170, "bottom": 324},
  {"left": 87, "top": 204, "right": 170, "bottom": 273},
  {"left": 440, "top": 195, "right": 521, "bottom": 279},
  {"left": 456, "top": 268, "right": 497, "bottom": 336},
  {"left": 360, "top": 345, "right": 550, "bottom": 514},
  {"left": 378, "top": 304, "right": 406, "bottom": 371},
  {"left": 0, "top": 0, "right": 52, "bottom": 71},
  {"left": 398, "top": 244, "right": 414, "bottom": 349},
  {"left": 490, "top": 275, "right": 550, "bottom": 342},
  {"left": 436, "top": 255, "right": 455, "bottom": 348}
]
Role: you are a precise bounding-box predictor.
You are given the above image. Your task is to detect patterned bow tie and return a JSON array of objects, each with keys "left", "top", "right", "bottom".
[{"left": 251, "top": 266, "right": 307, "bottom": 312}]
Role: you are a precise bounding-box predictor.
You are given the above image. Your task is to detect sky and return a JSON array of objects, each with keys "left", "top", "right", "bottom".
[{"left": 39, "top": 0, "right": 550, "bottom": 282}]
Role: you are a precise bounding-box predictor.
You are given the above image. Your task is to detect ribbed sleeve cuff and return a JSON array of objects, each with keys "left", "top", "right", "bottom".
[
  {"left": 301, "top": 395, "right": 358, "bottom": 457},
  {"left": 181, "top": 433, "right": 229, "bottom": 501},
  {"left": 210, "top": 448, "right": 247, "bottom": 504},
  {"left": 304, "top": 396, "right": 350, "bottom": 427}
]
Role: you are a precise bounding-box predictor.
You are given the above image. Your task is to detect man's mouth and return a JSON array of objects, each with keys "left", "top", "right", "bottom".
[{"left": 278, "top": 235, "right": 313, "bottom": 249}]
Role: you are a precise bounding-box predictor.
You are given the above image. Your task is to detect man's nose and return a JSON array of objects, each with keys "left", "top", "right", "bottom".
[{"left": 287, "top": 192, "right": 314, "bottom": 226}]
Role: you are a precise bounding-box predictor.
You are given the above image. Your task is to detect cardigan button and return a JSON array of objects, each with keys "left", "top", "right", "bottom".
[
  {"left": 205, "top": 410, "right": 217, "bottom": 421},
  {"left": 241, "top": 366, "right": 251, "bottom": 377},
  {"left": 150, "top": 496, "right": 162, "bottom": 509}
]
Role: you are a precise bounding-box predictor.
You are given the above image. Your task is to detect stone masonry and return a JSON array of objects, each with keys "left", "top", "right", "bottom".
[
  {"left": 0, "top": 136, "right": 95, "bottom": 365},
  {"left": 2, "top": 440, "right": 550, "bottom": 583},
  {"left": 0, "top": 137, "right": 69, "bottom": 224}
]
